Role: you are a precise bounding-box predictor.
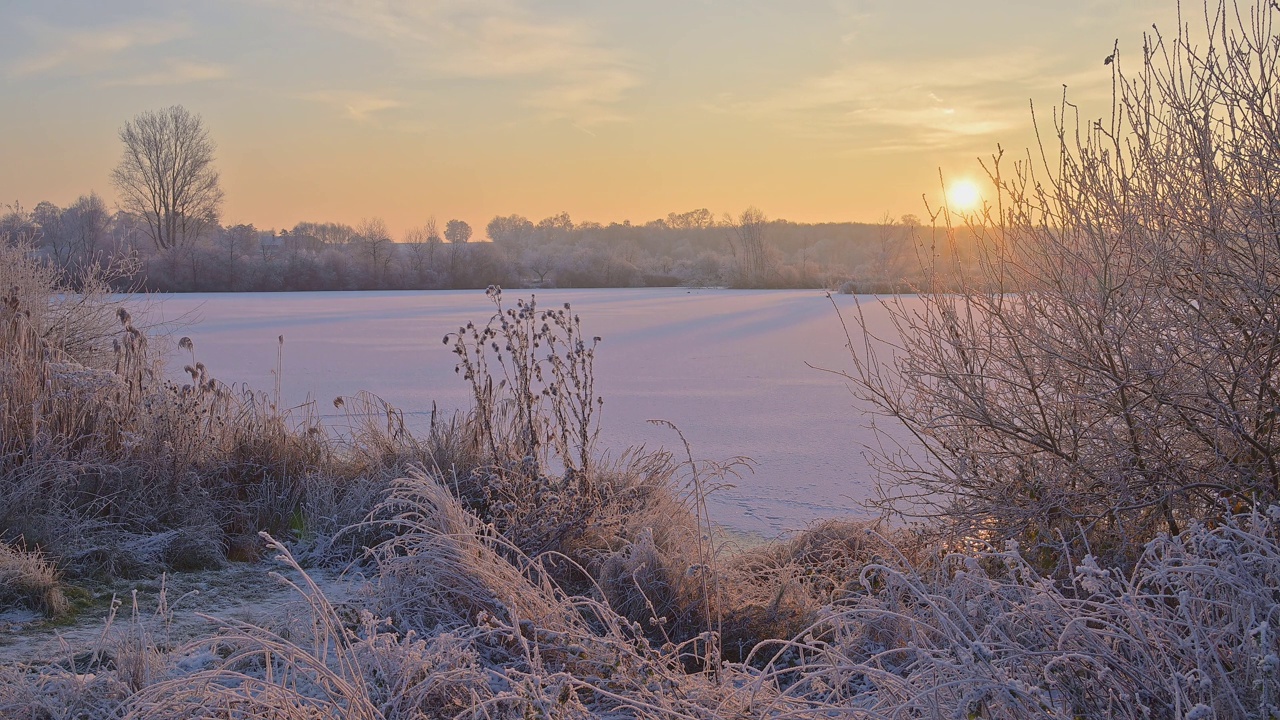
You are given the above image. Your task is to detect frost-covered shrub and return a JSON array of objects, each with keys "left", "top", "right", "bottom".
[
  {"left": 4, "top": 499, "right": 1272, "bottom": 719},
  {"left": 744, "top": 509, "right": 1280, "bottom": 719},
  {"left": 844, "top": 0, "right": 1280, "bottom": 565}
]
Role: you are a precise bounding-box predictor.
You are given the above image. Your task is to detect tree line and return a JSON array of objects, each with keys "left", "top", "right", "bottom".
[
  {"left": 1, "top": 195, "right": 944, "bottom": 292},
  {"left": 0, "top": 105, "right": 963, "bottom": 292}
]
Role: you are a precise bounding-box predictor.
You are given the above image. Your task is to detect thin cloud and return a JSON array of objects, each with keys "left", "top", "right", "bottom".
[
  {"left": 105, "top": 60, "right": 229, "bottom": 87},
  {"left": 528, "top": 65, "right": 638, "bottom": 126},
  {"left": 300, "top": 90, "right": 405, "bottom": 122},
  {"left": 718, "top": 49, "right": 1100, "bottom": 153},
  {"left": 10, "top": 17, "right": 190, "bottom": 78},
  {"left": 270, "top": 0, "right": 640, "bottom": 126}
]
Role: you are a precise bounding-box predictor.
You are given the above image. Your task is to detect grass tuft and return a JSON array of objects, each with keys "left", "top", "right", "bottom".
[{"left": 0, "top": 541, "right": 68, "bottom": 619}]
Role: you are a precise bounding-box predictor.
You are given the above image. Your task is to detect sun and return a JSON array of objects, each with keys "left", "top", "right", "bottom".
[{"left": 946, "top": 179, "right": 983, "bottom": 211}]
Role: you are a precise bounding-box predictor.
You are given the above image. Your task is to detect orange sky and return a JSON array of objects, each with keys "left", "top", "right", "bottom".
[{"left": 1, "top": 0, "right": 1177, "bottom": 238}]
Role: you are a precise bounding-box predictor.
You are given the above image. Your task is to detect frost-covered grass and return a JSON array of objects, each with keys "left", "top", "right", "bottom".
[
  {"left": 4, "top": 252, "right": 1278, "bottom": 718},
  {"left": 3, "top": 500, "right": 1277, "bottom": 719},
  {"left": 0, "top": 542, "right": 66, "bottom": 619}
]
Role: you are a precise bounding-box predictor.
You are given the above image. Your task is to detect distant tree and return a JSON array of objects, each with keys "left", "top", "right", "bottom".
[
  {"left": 155, "top": 240, "right": 212, "bottom": 291},
  {"left": 291, "top": 221, "right": 355, "bottom": 245},
  {"left": 445, "top": 219, "right": 472, "bottom": 288},
  {"left": 107, "top": 210, "right": 146, "bottom": 252},
  {"left": 865, "top": 212, "right": 912, "bottom": 288},
  {"left": 536, "top": 212, "right": 574, "bottom": 233},
  {"left": 355, "top": 217, "right": 390, "bottom": 243},
  {"left": 32, "top": 201, "right": 69, "bottom": 265},
  {"left": 355, "top": 217, "right": 393, "bottom": 286},
  {"left": 526, "top": 249, "right": 557, "bottom": 286},
  {"left": 402, "top": 217, "right": 440, "bottom": 246},
  {"left": 725, "top": 206, "right": 770, "bottom": 286},
  {"left": 486, "top": 214, "right": 534, "bottom": 245},
  {"left": 444, "top": 219, "right": 473, "bottom": 245},
  {"left": 111, "top": 105, "right": 224, "bottom": 250},
  {"left": 403, "top": 216, "right": 442, "bottom": 284},
  {"left": 58, "top": 194, "right": 111, "bottom": 273},
  {"left": 0, "top": 202, "right": 36, "bottom": 246},
  {"left": 666, "top": 208, "right": 716, "bottom": 230},
  {"left": 217, "top": 224, "right": 258, "bottom": 290},
  {"left": 29, "top": 198, "right": 111, "bottom": 276}
]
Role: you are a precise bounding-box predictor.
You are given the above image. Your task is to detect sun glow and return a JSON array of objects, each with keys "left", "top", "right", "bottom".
[{"left": 946, "top": 179, "right": 982, "bottom": 211}]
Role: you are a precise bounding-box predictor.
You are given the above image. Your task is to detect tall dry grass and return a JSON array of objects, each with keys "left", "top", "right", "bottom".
[
  {"left": 0, "top": 541, "right": 67, "bottom": 618},
  {"left": 0, "top": 239, "right": 433, "bottom": 578},
  {"left": 4, "top": 493, "right": 1276, "bottom": 718}
]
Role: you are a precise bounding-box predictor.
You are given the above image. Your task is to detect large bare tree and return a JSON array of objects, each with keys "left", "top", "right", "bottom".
[{"left": 111, "top": 105, "right": 224, "bottom": 250}]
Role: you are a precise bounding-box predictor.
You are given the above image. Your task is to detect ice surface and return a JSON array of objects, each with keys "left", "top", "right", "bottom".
[{"left": 141, "top": 288, "right": 920, "bottom": 537}]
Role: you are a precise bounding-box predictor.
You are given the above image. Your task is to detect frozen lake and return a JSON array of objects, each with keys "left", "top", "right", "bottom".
[{"left": 140, "top": 288, "right": 916, "bottom": 536}]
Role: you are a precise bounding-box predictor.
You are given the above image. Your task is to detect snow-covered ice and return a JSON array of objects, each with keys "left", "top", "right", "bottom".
[{"left": 141, "top": 288, "right": 918, "bottom": 536}]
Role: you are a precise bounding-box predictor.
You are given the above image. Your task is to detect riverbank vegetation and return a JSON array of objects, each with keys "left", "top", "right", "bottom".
[{"left": 3, "top": 1, "right": 1280, "bottom": 717}]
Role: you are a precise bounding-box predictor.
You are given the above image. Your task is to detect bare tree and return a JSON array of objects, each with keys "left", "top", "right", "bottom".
[
  {"left": 843, "top": 0, "right": 1280, "bottom": 564},
  {"left": 536, "top": 212, "right": 573, "bottom": 233},
  {"left": 445, "top": 219, "right": 472, "bottom": 288},
  {"left": 725, "top": 206, "right": 769, "bottom": 286},
  {"left": 403, "top": 216, "right": 441, "bottom": 283},
  {"left": 31, "top": 201, "right": 68, "bottom": 266},
  {"left": 666, "top": 208, "right": 716, "bottom": 230},
  {"left": 527, "top": 251, "right": 557, "bottom": 286},
  {"left": 354, "top": 217, "right": 393, "bottom": 286},
  {"left": 61, "top": 193, "right": 111, "bottom": 273},
  {"left": 216, "top": 224, "right": 258, "bottom": 290},
  {"left": 865, "top": 212, "right": 913, "bottom": 290},
  {"left": 111, "top": 105, "right": 224, "bottom": 250},
  {"left": 0, "top": 203, "right": 37, "bottom": 247},
  {"left": 29, "top": 198, "right": 110, "bottom": 276}
]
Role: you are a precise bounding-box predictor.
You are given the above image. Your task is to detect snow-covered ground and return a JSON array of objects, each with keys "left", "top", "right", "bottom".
[{"left": 141, "top": 288, "right": 918, "bottom": 536}]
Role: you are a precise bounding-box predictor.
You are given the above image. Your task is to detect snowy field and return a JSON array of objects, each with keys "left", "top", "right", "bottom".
[{"left": 140, "top": 288, "right": 918, "bottom": 537}]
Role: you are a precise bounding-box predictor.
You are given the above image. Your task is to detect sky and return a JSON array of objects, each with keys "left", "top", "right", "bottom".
[{"left": 0, "top": 0, "right": 1177, "bottom": 238}]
